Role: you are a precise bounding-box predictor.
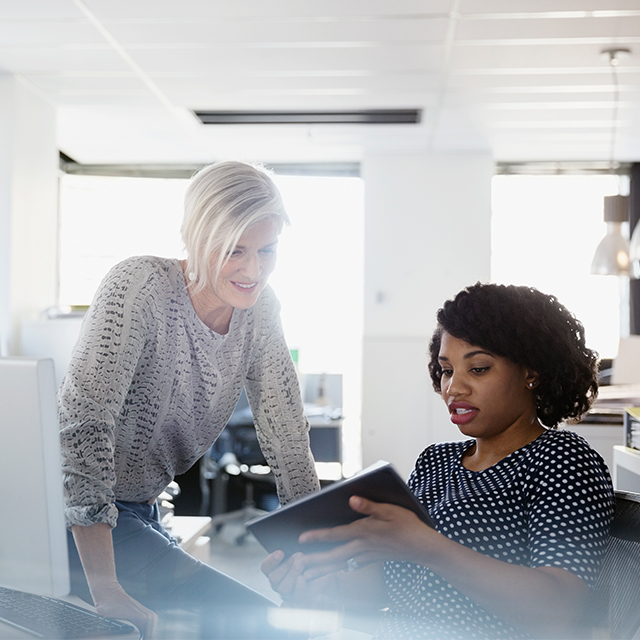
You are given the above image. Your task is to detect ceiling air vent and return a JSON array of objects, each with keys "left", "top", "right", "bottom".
[{"left": 193, "top": 109, "right": 421, "bottom": 125}]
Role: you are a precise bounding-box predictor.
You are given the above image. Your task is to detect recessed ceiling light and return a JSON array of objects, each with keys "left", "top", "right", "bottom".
[{"left": 193, "top": 109, "right": 422, "bottom": 125}]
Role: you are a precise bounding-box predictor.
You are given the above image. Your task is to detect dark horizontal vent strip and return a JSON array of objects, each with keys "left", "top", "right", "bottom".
[{"left": 193, "top": 109, "right": 421, "bottom": 125}]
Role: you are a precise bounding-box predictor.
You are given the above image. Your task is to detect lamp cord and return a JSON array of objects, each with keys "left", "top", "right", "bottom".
[{"left": 609, "top": 54, "right": 620, "bottom": 176}]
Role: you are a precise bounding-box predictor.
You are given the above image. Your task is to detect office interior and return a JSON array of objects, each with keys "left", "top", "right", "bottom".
[{"left": 1, "top": 1, "right": 640, "bottom": 636}]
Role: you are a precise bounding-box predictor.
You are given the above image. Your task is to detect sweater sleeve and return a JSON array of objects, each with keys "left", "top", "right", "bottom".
[
  {"left": 58, "top": 260, "right": 152, "bottom": 528},
  {"left": 244, "top": 291, "right": 320, "bottom": 505}
]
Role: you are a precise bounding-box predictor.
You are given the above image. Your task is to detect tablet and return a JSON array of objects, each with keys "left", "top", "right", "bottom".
[{"left": 246, "top": 460, "right": 435, "bottom": 556}]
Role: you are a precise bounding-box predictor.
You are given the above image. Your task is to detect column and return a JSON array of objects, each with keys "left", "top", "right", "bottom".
[
  {"left": 360, "top": 152, "right": 493, "bottom": 478},
  {"left": 0, "top": 76, "right": 58, "bottom": 355}
]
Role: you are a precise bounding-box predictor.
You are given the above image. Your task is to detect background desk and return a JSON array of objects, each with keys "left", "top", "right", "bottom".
[{"left": 165, "top": 515, "right": 212, "bottom": 563}]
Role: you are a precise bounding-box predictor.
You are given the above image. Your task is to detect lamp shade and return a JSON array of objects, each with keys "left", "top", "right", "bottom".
[{"left": 603, "top": 194, "right": 629, "bottom": 223}]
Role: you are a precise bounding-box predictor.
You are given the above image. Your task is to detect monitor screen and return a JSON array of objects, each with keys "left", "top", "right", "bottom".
[{"left": 0, "top": 357, "right": 69, "bottom": 596}]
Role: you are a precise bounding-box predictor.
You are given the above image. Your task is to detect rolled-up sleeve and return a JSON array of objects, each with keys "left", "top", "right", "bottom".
[{"left": 59, "top": 265, "right": 149, "bottom": 528}]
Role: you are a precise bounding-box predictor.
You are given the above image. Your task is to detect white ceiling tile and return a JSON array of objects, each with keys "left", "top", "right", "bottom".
[
  {"left": 26, "top": 73, "right": 143, "bottom": 92},
  {"left": 123, "top": 44, "right": 444, "bottom": 75},
  {"left": 448, "top": 69, "right": 637, "bottom": 87},
  {"left": 0, "top": 20, "right": 102, "bottom": 45},
  {"left": 456, "top": 16, "right": 640, "bottom": 40},
  {"left": 53, "top": 93, "right": 161, "bottom": 107},
  {"left": 85, "top": 0, "right": 453, "bottom": 21},
  {"left": 103, "top": 17, "right": 450, "bottom": 46},
  {"left": 460, "top": 0, "right": 640, "bottom": 14},
  {"left": 449, "top": 42, "right": 639, "bottom": 70},
  {"left": 0, "top": 46, "right": 130, "bottom": 75},
  {"left": 0, "top": 0, "right": 81, "bottom": 20},
  {"left": 180, "top": 92, "right": 431, "bottom": 112},
  {"left": 153, "top": 72, "right": 439, "bottom": 93}
]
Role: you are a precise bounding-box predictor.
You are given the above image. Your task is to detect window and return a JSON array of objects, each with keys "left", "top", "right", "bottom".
[
  {"left": 58, "top": 171, "right": 364, "bottom": 474},
  {"left": 491, "top": 174, "right": 629, "bottom": 360}
]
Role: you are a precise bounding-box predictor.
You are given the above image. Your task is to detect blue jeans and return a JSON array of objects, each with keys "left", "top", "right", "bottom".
[{"left": 67, "top": 501, "right": 301, "bottom": 638}]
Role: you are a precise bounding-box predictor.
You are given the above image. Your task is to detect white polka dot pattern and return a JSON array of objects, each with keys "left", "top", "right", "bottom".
[
  {"left": 59, "top": 256, "right": 319, "bottom": 528},
  {"left": 377, "top": 429, "right": 614, "bottom": 639}
]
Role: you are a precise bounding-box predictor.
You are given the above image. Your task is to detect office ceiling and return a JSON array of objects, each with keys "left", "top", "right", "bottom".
[{"left": 2, "top": 0, "right": 640, "bottom": 166}]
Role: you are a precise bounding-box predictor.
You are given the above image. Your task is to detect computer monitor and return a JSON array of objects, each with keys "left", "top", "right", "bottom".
[{"left": 0, "top": 357, "right": 70, "bottom": 596}]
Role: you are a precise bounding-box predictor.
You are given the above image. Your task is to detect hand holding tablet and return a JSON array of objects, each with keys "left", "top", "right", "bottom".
[{"left": 246, "top": 461, "right": 435, "bottom": 557}]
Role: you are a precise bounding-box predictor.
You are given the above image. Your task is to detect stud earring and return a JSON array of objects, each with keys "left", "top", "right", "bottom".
[
  {"left": 528, "top": 382, "right": 535, "bottom": 388},
  {"left": 188, "top": 271, "right": 197, "bottom": 282}
]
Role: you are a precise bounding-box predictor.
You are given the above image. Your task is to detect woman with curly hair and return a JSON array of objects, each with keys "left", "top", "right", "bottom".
[{"left": 262, "top": 282, "right": 614, "bottom": 640}]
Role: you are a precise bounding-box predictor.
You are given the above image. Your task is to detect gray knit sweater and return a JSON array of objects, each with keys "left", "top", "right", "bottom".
[{"left": 59, "top": 256, "right": 319, "bottom": 528}]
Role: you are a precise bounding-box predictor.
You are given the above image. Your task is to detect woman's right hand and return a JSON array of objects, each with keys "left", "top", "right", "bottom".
[
  {"left": 71, "top": 524, "right": 158, "bottom": 638},
  {"left": 261, "top": 550, "right": 336, "bottom": 607},
  {"left": 91, "top": 581, "right": 158, "bottom": 638}
]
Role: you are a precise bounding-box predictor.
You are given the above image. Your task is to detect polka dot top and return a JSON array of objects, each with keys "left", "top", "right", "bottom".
[
  {"left": 377, "top": 429, "right": 614, "bottom": 639},
  {"left": 59, "top": 256, "right": 319, "bottom": 528}
]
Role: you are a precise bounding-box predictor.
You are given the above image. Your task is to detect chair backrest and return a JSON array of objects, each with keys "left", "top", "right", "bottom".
[{"left": 586, "top": 490, "right": 640, "bottom": 640}]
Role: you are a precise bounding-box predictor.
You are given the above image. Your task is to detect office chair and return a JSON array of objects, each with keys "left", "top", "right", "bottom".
[
  {"left": 585, "top": 490, "right": 640, "bottom": 640},
  {"left": 200, "top": 391, "right": 276, "bottom": 544}
]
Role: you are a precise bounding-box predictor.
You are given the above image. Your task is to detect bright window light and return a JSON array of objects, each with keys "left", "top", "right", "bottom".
[
  {"left": 491, "top": 174, "right": 628, "bottom": 360},
  {"left": 58, "top": 172, "right": 364, "bottom": 475}
]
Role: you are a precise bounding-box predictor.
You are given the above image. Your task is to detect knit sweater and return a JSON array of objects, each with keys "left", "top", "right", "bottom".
[{"left": 59, "top": 256, "right": 319, "bottom": 528}]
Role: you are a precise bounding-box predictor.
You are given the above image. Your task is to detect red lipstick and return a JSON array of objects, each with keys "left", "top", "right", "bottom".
[{"left": 448, "top": 401, "right": 479, "bottom": 426}]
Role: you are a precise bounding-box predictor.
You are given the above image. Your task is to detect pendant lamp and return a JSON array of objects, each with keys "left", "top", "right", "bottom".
[
  {"left": 590, "top": 48, "right": 631, "bottom": 276},
  {"left": 591, "top": 195, "right": 630, "bottom": 275},
  {"left": 629, "top": 202, "right": 640, "bottom": 279}
]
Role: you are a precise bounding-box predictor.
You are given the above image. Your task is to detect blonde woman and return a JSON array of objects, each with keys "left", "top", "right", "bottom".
[{"left": 59, "top": 162, "right": 319, "bottom": 638}]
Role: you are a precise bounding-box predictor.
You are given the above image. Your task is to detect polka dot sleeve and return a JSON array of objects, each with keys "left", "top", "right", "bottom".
[{"left": 523, "top": 431, "right": 614, "bottom": 587}]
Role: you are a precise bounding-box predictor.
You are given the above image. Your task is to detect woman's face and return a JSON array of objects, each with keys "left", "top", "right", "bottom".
[
  {"left": 437, "top": 332, "right": 539, "bottom": 441},
  {"left": 213, "top": 216, "right": 280, "bottom": 310}
]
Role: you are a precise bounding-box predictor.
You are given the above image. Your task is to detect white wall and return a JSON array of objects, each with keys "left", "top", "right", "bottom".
[
  {"left": 361, "top": 153, "right": 493, "bottom": 479},
  {"left": 0, "top": 76, "right": 58, "bottom": 356},
  {"left": 0, "top": 77, "right": 12, "bottom": 355}
]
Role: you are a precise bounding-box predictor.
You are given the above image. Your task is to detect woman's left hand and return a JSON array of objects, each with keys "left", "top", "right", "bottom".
[{"left": 298, "top": 495, "right": 435, "bottom": 580}]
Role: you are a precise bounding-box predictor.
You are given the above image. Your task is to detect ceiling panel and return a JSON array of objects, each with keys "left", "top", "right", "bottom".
[
  {"left": 0, "top": 0, "right": 80, "bottom": 20},
  {"left": 26, "top": 72, "right": 138, "bottom": 91},
  {"left": 0, "top": 46, "right": 129, "bottom": 74},
  {"left": 123, "top": 44, "right": 444, "bottom": 76},
  {"left": 456, "top": 16, "right": 640, "bottom": 40},
  {"left": 85, "top": 0, "right": 454, "bottom": 21},
  {"left": 447, "top": 69, "right": 632, "bottom": 87},
  {"left": 449, "top": 42, "right": 639, "bottom": 70},
  {"left": 179, "top": 93, "right": 432, "bottom": 112},
  {"left": 52, "top": 93, "right": 160, "bottom": 107},
  {"left": 460, "top": 0, "right": 640, "bottom": 14},
  {"left": 153, "top": 72, "right": 440, "bottom": 95},
  {"left": 0, "top": 0, "right": 637, "bottom": 164},
  {"left": 0, "top": 20, "right": 100, "bottom": 45},
  {"left": 102, "top": 17, "right": 450, "bottom": 45}
]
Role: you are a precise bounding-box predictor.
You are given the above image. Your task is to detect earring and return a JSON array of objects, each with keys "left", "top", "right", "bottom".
[
  {"left": 528, "top": 382, "right": 535, "bottom": 388},
  {"left": 188, "top": 271, "right": 197, "bottom": 282}
]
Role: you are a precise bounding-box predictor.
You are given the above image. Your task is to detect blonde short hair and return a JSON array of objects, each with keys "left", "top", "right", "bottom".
[{"left": 181, "top": 161, "right": 289, "bottom": 293}]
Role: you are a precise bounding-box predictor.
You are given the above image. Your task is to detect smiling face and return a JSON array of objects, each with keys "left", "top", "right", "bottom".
[
  {"left": 213, "top": 216, "right": 280, "bottom": 310},
  {"left": 438, "top": 332, "right": 540, "bottom": 445}
]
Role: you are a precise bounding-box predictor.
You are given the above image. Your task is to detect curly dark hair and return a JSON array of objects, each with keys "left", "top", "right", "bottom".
[{"left": 428, "top": 282, "right": 599, "bottom": 428}]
